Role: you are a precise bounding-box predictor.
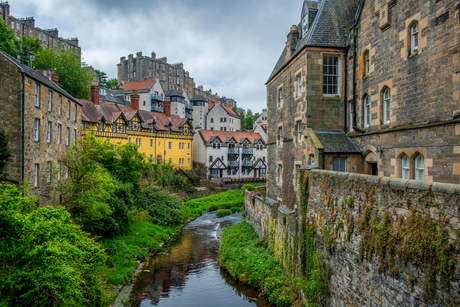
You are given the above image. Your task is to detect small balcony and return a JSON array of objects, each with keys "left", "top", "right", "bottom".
[
  {"left": 151, "top": 105, "right": 163, "bottom": 113},
  {"left": 228, "top": 161, "right": 239, "bottom": 167},
  {"left": 242, "top": 148, "right": 253, "bottom": 155},
  {"left": 185, "top": 104, "right": 193, "bottom": 111},
  {"left": 228, "top": 148, "right": 238, "bottom": 155},
  {"left": 186, "top": 113, "right": 193, "bottom": 120},
  {"left": 151, "top": 94, "right": 164, "bottom": 102},
  {"left": 242, "top": 160, "right": 253, "bottom": 167}
]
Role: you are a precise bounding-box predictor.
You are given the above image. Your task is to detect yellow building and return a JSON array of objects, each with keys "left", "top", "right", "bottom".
[{"left": 79, "top": 88, "right": 193, "bottom": 170}]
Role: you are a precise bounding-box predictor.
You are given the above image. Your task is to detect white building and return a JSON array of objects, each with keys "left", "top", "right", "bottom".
[
  {"left": 193, "top": 130, "right": 267, "bottom": 179},
  {"left": 120, "top": 78, "right": 165, "bottom": 112},
  {"left": 252, "top": 108, "right": 267, "bottom": 142},
  {"left": 206, "top": 103, "right": 240, "bottom": 131}
]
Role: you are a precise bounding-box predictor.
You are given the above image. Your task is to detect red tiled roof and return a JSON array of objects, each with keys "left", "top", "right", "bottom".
[
  {"left": 199, "top": 130, "right": 262, "bottom": 143},
  {"left": 222, "top": 105, "right": 238, "bottom": 117},
  {"left": 208, "top": 102, "right": 215, "bottom": 110},
  {"left": 262, "top": 124, "right": 267, "bottom": 129},
  {"left": 120, "top": 80, "right": 155, "bottom": 91}
]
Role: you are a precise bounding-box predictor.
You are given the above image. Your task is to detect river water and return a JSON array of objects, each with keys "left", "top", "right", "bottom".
[{"left": 126, "top": 211, "right": 274, "bottom": 307}]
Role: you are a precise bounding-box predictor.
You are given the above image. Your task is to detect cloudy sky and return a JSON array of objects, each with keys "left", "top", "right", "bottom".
[{"left": 11, "top": 0, "right": 304, "bottom": 111}]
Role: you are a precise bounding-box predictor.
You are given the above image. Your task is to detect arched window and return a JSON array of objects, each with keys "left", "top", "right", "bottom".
[
  {"left": 401, "top": 155, "right": 410, "bottom": 179},
  {"left": 384, "top": 88, "right": 391, "bottom": 124},
  {"left": 415, "top": 155, "right": 425, "bottom": 180},
  {"left": 364, "top": 95, "right": 370, "bottom": 127},
  {"left": 363, "top": 51, "right": 370, "bottom": 76},
  {"left": 410, "top": 22, "right": 419, "bottom": 55}
]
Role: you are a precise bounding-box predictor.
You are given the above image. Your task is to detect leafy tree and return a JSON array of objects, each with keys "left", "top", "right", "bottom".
[
  {"left": 138, "top": 186, "right": 184, "bottom": 226},
  {"left": 34, "top": 48, "right": 93, "bottom": 99},
  {"left": 0, "top": 17, "right": 19, "bottom": 58},
  {"left": 0, "top": 183, "right": 110, "bottom": 306},
  {"left": 105, "top": 78, "right": 118, "bottom": 89},
  {"left": 0, "top": 130, "right": 11, "bottom": 179},
  {"left": 94, "top": 69, "right": 108, "bottom": 88},
  {"left": 18, "top": 36, "right": 42, "bottom": 66},
  {"left": 233, "top": 107, "right": 260, "bottom": 130}
]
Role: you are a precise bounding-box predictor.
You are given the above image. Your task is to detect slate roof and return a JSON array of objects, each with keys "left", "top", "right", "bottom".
[
  {"left": 0, "top": 50, "right": 81, "bottom": 105},
  {"left": 191, "top": 95, "right": 206, "bottom": 102},
  {"left": 199, "top": 130, "right": 263, "bottom": 144},
  {"left": 121, "top": 80, "right": 154, "bottom": 91},
  {"left": 267, "top": 0, "right": 359, "bottom": 83},
  {"left": 165, "top": 88, "right": 184, "bottom": 98},
  {"left": 100, "top": 88, "right": 125, "bottom": 104},
  {"left": 314, "top": 130, "right": 361, "bottom": 153}
]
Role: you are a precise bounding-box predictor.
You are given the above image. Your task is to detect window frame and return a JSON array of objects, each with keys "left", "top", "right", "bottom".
[
  {"left": 34, "top": 164, "right": 39, "bottom": 187},
  {"left": 333, "top": 158, "right": 347, "bottom": 172},
  {"left": 47, "top": 121, "right": 52, "bottom": 143},
  {"left": 57, "top": 124, "right": 61, "bottom": 144},
  {"left": 58, "top": 96, "right": 62, "bottom": 115},
  {"left": 383, "top": 88, "right": 391, "bottom": 124},
  {"left": 323, "top": 55, "right": 340, "bottom": 96},
  {"left": 278, "top": 88, "right": 283, "bottom": 108},
  {"left": 415, "top": 155, "right": 425, "bottom": 181},
  {"left": 297, "top": 74, "right": 302, "bottom": 97},
  {"left": 48, "top": 90, "right": 52, "bottom": 112},
  {"left": 34, "top": 118, "right": 40, "bottom": 141},
  {"left": 364, "top": 51, "right": 370, "bottom": 77},
  {"left": 410, "top": 22, "right": 419, "bottom": 55},
  {"left": 34, "top": 83, "right": 40, "bottom": 107},
  {"left": 364, "top": 95, "right": 370, "bottom": 127}
]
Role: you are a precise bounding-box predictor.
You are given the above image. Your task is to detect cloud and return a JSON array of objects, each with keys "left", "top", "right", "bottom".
[{"left": 9, "top": 0, "right": 304, "bottom": 111}]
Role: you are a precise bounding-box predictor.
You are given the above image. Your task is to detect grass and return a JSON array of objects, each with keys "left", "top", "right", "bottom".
[
  {"left": 216, "top": 209, "right": 232, "bottom": 218},
  {"left": 219, "top": 222, "right": 297, "bottom": 307},
  {"left": 183, "top": 189, "right": 244, "bottom": 219},
  {"left": 101, "top": 221, "right": 178, "bottom": 286}
]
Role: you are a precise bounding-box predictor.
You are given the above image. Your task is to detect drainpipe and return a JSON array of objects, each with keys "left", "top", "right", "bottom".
[
  {"left": 352, "top": 20, "right": 366, "bottom": 134},
  {"left": 344, "top": 48, "right": 348, "bottom": 133}
]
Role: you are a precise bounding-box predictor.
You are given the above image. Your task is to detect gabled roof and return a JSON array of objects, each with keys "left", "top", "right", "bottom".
[
  {"left": 100, "top": 88, "right": 125, "bottom": 104},
  {"left": 222, "top": 105, "right": 239, "bottom": 118},
  {"left": 165, "top": 88, "right": 184, "bottom": 98},
  {"left": 210, "top": 136, "right": 223, "bottom": 143},
  {"left": 267, "top": 0, "right": 359, "bottom": 83},
  {"left": 313, "top": 130, "right": 361, "bottom": 153},
  {"left": 199, "top": 130, "right": 263, "bottom": 144},
  {"left": 208, "top": 102, "right": 215, "bottom": 110},
  {"left": 0, "top": 50, "right": 81, "bottom": 105},
  {"left": 121, "top": 80, "right": 154, "bottom": 91},
  {"left": 191, "top": 95, "right": 206, "bottom": 102}
]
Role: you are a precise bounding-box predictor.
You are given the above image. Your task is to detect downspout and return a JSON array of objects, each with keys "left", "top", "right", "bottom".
[
  {"left": 352, "top": 20, "right": 366, "bottom": 134},
  {"left": 344, "top": 47, "right": 348, "bottom": 133},
  {"left": 21, "top": 72, "right": 25, "bottom": 183}
]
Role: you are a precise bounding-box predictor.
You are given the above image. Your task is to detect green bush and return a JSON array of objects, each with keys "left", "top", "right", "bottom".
[
  {"left": 230, "top": 207, "right": 242, "bottom": 213},
  {"left": 216, "top": 209, "right": 232, "bottom": 218},
  {"left": 241, "top": 184, "right": 257, "bottom": 192},
  {"left": 138, "top": 186, "right": 184, "bottom": 226},
  {"left": 184, "top": 189, "right": 244, "bottom": 220}
]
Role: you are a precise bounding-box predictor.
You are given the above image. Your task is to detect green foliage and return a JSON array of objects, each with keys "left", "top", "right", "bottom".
[
  {"left": 233, "top": 107, "right": 260, "bottom": 130},
  {"left": 347, "top": 196, "right": 354, "bottom": 207},
  {"left": 105, "top": 78, "right": 118, "bottom": 89},
  {"left": 34, "top": 48, "right": 93, "bottom": 99},
  {"left": 138, "top": 186, "right": 184, "bottom": 226},
  {"left": 230, "top": 207, "right": 242, "bottom": 213},
  {"left": 0, "top": 184, "right": 110, "bottom": 306},
  {"left": 94, "top": 69, "right": 108, "bottom": 87},
  {"left": 220, "top": 222, "right": 297, "bottom": 306},
  {"left": 0, "top": 130, "right": 11, "bottom": 178},
  {"left": 0, "top": 17, "right": 19, "bottom": 57},
  {"left": 183, "top": 189, "right": 244, "bottom": 219},
  {"left": 241, "top": 184, "right": 257, "bottom": 191},
  {"left": 216, "top": 209, "right": 232, "bottom": 217},
  {"left": 18, "top": 36, "right": 43, "bottom": 66}
]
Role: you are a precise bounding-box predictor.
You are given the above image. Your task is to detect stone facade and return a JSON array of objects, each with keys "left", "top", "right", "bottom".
[
  {"left": 0, "top": 50, "right": 82, "bottom": 205},
  {"left": 348, "top": 0, "right": 460, "bottom": 183},
  {"left": 0, "top": 2, "right": 81, "bottom": 59}
]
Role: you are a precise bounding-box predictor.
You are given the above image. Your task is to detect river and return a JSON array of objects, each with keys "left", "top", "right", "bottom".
[{"left": 123, "top": 211, "right": 274, "bottom": 307}]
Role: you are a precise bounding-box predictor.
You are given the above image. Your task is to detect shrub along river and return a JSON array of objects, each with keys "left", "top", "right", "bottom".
[{"left": 121, "top": 211, "right": 273, "bottom": 307}]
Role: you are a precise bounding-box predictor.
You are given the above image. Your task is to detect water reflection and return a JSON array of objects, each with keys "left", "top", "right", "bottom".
[{"left": 127, "top": 211, "right": 273, "bottom": 307}]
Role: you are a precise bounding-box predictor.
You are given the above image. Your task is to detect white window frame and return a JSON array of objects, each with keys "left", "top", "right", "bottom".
[
  {"left": 34, "top": 164, "right": 39, "bottom": 187},
  {"left": 364, "top": 95, "right": 370, "bottom": 127},
  {"left": 48, "top": 90, "right": 52, "bottom": 112},
  {"left": 278, "top": 88, "right": 283, "bottom": 108},
  {"left": 74, "top": 104, "right": 77, "bottom": 122},
  {"left": 57, "top": 161, "right": 61, "bottom": 181},
  {"left": 278, "top": 164, "right": 283, "bottom": 183},
  {"left": 297, "top": 121, "right": 302, "bottom": 143},
  {"left": 58, "top": 96, "right": 62, "bottom": 115},
  {"left": 73, "top": 129, "right": 77, "bottom": 145},
  {"left": 66, "top": 127, "right": 70, "bottom": 146},
  {"left": 150, "top": 139, "right": 153, "bottom": 148},
  {"left": 67, "top": 101, "right": 70, "bottom": 119},
  {"left": 384, "top": 88, "right": 391, "bottom": 124},
  {"left": 34, "top": 119, "right": 40, "bottom": 141},
  {"left": 415, "top": 155, "right": 425, "bottom": 181},
  {"left": 402, "top": 155, "right": 410, "bottom": 179},
  {"left": 47, "top": 121, "right": 52, "bottom": 143},
  {"left": 297, "top": 74, "right": 302, "bottom": 97},
  {"left": 410, "top": 22, "right": 419, "bottom": 55},
  {"left": 323, "top": 55, "right": 340, "bottom": 96},
  {"left": 57, "top": 124, "right": 61, "bottom": 144},
  {"left": 35, "top": 83, "right": 40, "bottom": 107},
  {"left": 47, "top": 161, "right": 51, "bottom": 182}
]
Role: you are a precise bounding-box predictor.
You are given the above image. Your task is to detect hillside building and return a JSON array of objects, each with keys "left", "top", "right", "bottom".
[
  {"left": 0, "top": 50, "right": 82, "bottom": 205},
  {"left": 206, "top": 104, "right": 240, "bottom": 132}
]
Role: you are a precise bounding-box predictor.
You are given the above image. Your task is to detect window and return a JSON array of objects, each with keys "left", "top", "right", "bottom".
[
  {"left": 67, "top": 101, "right": 70, "bottom": 119},
  {"left": 309, "top": 154, "right": 315, "bottom": 165},
  {"left": 297, "top": 74, "right": 302, "bottom": 96},
  {"left": 57, "top": 161, "right": 61, "bottom": 181},
  {"left": 138, "top": 138, "right": 141, "bottom": 147},
  {"left": 73, "top": 129, "right": 76, "bottom": 144},
  {"left": 98, "top": 122, "right": 103, "bottom": 131},
  {"left": 16, "top": 23, "right": 20, "bottom": 31},
  {"left": 35, "top": 83, "right": 40, "bottom": 107},
  {"left": 333, "top": 158, "right": 347, "bottom": 172},
  {"left": 278, "top": 88, "right": 283, "bottom": 108},
  {"left": 278, "top": 165, "right": 283, "bottom": 183},
  {"left": 410, "top": 22, "right": 419, "bottom": 55},
  {"left": 364, "top": 95, "right": 370, "bottom": 127},
  {"left": 29, "top": 29, "right": 33, "bottom": 37},
  {"left": 296, "top": 121, "right": 302, "bottom": 143},
  {"left": 188, "top": 158, "right": 190, "bottom": 166},
  {"left": 169, "top": 142, "right": 172, "bottom": 150},
  {"left": 34, "top": 119, "right": 40, "bottom": 141},
  {"left": 384, "top": 88, "right": 391, "bottom": 124},
  {"left": 209, "top": 156, "right": 213, "bottom": 162},
  {"left": 47, "top": 161, "right": 51, "bottom": 182},
  {"left": 188, "top": 143, "right": 190, "bottom": 150},
  {"left": 43, "top": 34, "right": 46, "bottom": 42},
  {"left": 150, "top": 139, "right": 153, "bottom": 148},
  {"left": 74, "top": 104, "right": 77, "bottom": 122},
  {"left": 415, "top": 155, "right": 425, "bottom": 181},
  {"left": 11, "top": 21, "right": 14, "bottom": 29},
  {"left": 211, "top": 118, "right": 214, "bottom": 123},
  {"left": 48, "top": 91, "right": 52, "bottom": 111},
  {"left": 66, "top": 128, "right": 70, "bottom": 145},
  {"left": 128, "top": 137, "right": 131, "bottom": 143},
  {"left": 47, "top": 121, "right": 52, "bottom": 143},
  {"left": 402, "top": 155, "right": 410, "bottom": 179},
  {"left": 323, "top": 56, "right": 339, "bottom": 95},
  {"left": 39, "top": 33, "right": 42, "bottom": 40},
  {"left": 278, "top": 127, "right": 283, "bottom": 145},
  {"left": 364, "top": 51, "right": 369, "bottom": 76},
  {"left": 58, "top": 96, "right": 62, "bottom": 115},
  {"left": 34, "top": 164, "right": 39, "bottom": 187},
  {"left": 57, "top": 124, "right": 61, "bottom": 144}
]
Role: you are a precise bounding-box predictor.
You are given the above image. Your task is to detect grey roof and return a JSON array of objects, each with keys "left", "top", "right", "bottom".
[
  {"left": 0, "top": 50, "right": 81, "bottom": 105},
  {"left": 100, "top": 88, "right": 125, "bottom": 104},
  {"left": 314, "top": 130, "right": 361, "bottom": 153},
  {"left": 165, "top": 88, "right": 184, "bottom": 98},
  {"left": 267, "top": 0, "right": 359, "bottom": 83},
  {"left": 191, "top": 95, "right": 206, "bottom": 102},
  {"left": 225, "top": 136, "right": 235, "bottom": 142}
]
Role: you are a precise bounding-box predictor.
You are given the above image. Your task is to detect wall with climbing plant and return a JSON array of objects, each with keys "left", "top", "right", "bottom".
[{"left": 301, "top": 169, "right": 460, "bottom": 306}]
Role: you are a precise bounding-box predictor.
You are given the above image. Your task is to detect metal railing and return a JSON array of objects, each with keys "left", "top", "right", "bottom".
[
  {"left": 228, "top": 148, "right": 238, "bottom": 154},
  {"left": 186, "top": 113, "right": 193, "bottom": 120},
  {"left": 228, "top": 161, "right": 239, "bottom": 167},
  {"left": 242, "top": 160, "right": 253, "bottom": 167},
  {"left": 151, "top": 94, "right": 164, "bottom": 101},
  {"left": 242, "top": 148, "right": 253, "bottom": 155},
  {"left": 185, "top": 104, "right": 193, "bottom": 111},
  {"left": 151, "top": 105, "right": 163, "bottom": 112}
]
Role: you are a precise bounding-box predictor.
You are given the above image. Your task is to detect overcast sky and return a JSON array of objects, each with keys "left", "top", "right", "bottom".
[{"left": 11, "top": 0, "right": 304, "bottom": 112}]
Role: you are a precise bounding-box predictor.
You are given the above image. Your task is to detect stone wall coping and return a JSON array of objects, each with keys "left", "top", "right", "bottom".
[
  {"left": 278, "top": 205, "right": 295, "bottom": 215},
  {"left": 378, "top": 176, "right": 392, "bottom": 186},
  {"left": 432, "top": 182, "right": 460, "bottom": 195},
  {"left": 337, "top": 172, "right": 349, "bottom": 179},
  {"left": 360, "top": 174, "right": 380, "bottom": 184},
  {"left": 388, "top": 178, "right": 410, "bottom": 188},
  {"left": 347, "top": 173, "right": 361, "bottom": 180},
  {"left": 254, "top": 195, "right": 265, "bottom": 202},
  {"left": 264, "top": 196, "right": 279, "bottom": 206},
  {"left": 406, "top": 180, "right": 432, "bottom": 191}
]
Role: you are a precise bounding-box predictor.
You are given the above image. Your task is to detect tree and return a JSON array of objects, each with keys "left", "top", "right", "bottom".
[
  {"left": 18, "top": 36, "right": 43, "bottom": 66},
  {"left": 0, "top": 130, "right": 11, "bottom": 179},
  {"left": 35, "top": 48, "right": 93, "bottom": 99},
  {"left": 0, "top": 183, "right": 110, "bottom": 306},
  {"left": 233, "top": 107, "right": 260, "bottom": 130},
  {"left": 0, "top": 17, "right": 19, "bottom": 57},
  {"left": 94, "top": 69, "right": 108, "bottom": 88},
  {"left": 105, "top": 78, "right": 118, "bottom": 89}
]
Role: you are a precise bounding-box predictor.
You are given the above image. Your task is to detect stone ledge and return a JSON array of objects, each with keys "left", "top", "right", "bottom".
[
  {"left": 406, "top": 180, "right": 432, "bottom": 191},
  {"left": 432, "top": 182, "right": 460, "bottom": 195},
  {"left": 278, "top": 205, "right": 295, "bottom": 215},
  {"left": 388, "top": 178, "right": 409, "bottom": 188}
]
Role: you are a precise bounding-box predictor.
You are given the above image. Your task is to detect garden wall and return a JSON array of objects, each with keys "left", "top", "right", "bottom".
[{"left": 245, "top": 169, "right": 460, "bottom": 306}]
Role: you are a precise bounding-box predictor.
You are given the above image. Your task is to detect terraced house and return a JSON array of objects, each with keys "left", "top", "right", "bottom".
[
  {"left": 0, "top": 50, "right": 82, "bottom": 205},
  {"left": 80, "top": 86, "right": 194, "bottom": 169}
]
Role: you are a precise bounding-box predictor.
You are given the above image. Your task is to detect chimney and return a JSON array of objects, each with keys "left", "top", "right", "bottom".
[
  {"left": 52, "top": 73, "right": 59, "bottom": 85},
  {"left": 91, "top": 85, "right": 100, "bottom": 105},
  {"left": 286, "top": 25, "right": 300, "bottom": 61},
  {"left": 131, "top": 91, "right": 140, "bottom": 111},
  {"left": 164, "top": 97, "right": 171, "bottom": 117}
]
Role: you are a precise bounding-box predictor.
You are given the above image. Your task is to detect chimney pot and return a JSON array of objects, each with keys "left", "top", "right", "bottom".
[
  {"left": 164, "top": 97, "right": 171, "bottom": 117},
  {"left": 91, "top": 85, "right": 100, "bottom": 105}
]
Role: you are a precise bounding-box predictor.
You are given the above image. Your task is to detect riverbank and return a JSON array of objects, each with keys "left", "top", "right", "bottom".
[{"left": 106, "top": 189, "right": 245, "bottom": 303}]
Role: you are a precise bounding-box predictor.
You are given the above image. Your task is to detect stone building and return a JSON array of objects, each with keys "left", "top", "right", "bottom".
[
  {"left": 0, "top": 2, "right": 81, "bottom": 59},
  {"left": 348, "top": 0, "right": 460, "bottom": 183},
  {"left": 266, "top": 0, "right": 360, "bottom": 209},
  {"left": 81, "top": 86, "right": 194, "bottom": 170},
  {"left": 193, "top": 130, "right": 267, "bottom": 180},
  {"left": 0, "top": 50, "right": 82, "bottom": 205}
]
